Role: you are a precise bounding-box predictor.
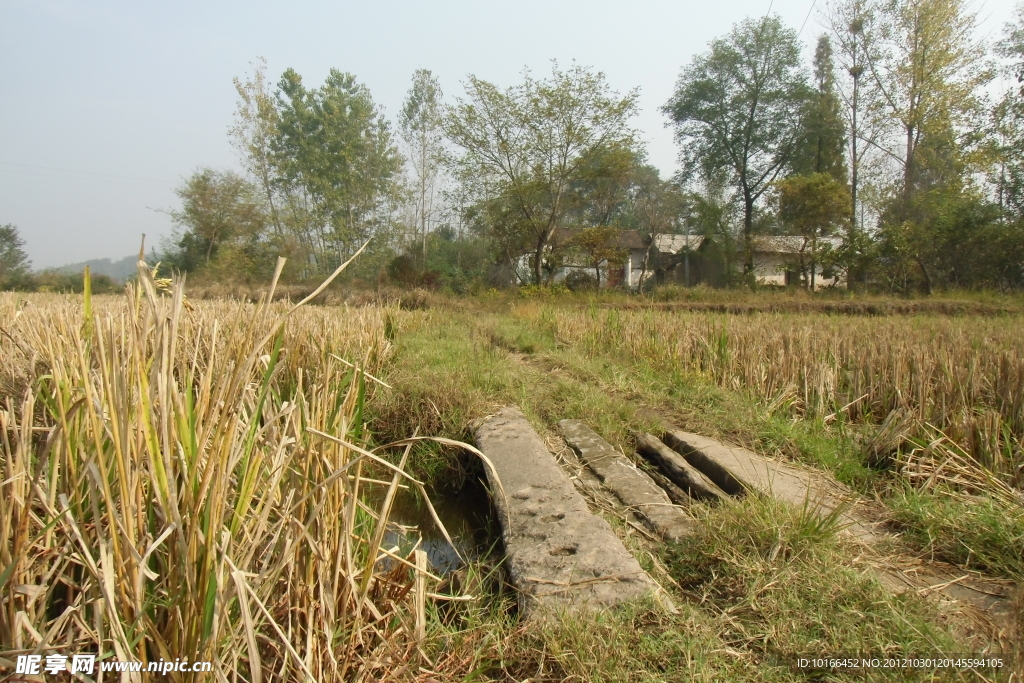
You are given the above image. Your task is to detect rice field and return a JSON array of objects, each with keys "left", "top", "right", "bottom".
[
  {"left": 544, "top": 305, "right": 1024, "bottom": 488},
  {"left": 3, "top": 278, "right": 1022, "bottom": 681},
  {"left": 0, "top": 269, "right": 445, "bottom": 681}
]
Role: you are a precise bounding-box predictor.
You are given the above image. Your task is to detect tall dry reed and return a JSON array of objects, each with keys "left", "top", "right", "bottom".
[{"left": 0, "top": 265, "right": 444, "bottom": 681}]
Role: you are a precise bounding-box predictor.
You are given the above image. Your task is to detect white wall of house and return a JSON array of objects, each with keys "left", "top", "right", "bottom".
[{"left": 754, "top": 253, "right": 842, "bottom": 289}]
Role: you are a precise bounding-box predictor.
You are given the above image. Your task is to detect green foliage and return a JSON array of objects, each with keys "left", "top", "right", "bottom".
[
  {"left": 775, "top": 173, "right": 851, "bottom": 288},
  {"left": 163, "top": 168, "right": 271, "bottom": 278},
  {"left": 995, "top": 5, "right": 1024, "bottom": 219},
  {"left": 32, "top": 270, "right": 119, "bottom": 294},
  {"left": 564, "top": 226, "right": 627, "bottom": 287},
  {"left": 869, "top": 0, "right": 992, "bottom": 201},
  {"left": 776, "top": 174, "right": 850, "bottom": 238},
  {"left": 400, "top": 69, "right": 445, "bottom": 271},
  {"left": 273, "top": 68, "right": 403, "bottom": 273},
  {"left": 446, "top": 62, "right": 640, "bottom": 285},
  {"left": 791, "top": 35, "right": 848, "bottom": 183},
  {"left": 877, "top": 188, "right": 1024, "bottom": 292},
  {"left": 664, "top": 15, "right": 811, "bottom": 273},
  {"left": 0, "top": 224, "right": 32, "bottom": 290},
  {"left": 387, "top": 228, "right": 491, "bottom": 293}
]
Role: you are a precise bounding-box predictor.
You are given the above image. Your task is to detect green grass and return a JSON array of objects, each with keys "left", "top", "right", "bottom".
[{"left": 888, "top": 486, "right": 1024, "bottom": 580}]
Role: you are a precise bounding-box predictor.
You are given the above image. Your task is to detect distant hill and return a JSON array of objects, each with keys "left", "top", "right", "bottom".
[{"left": 50, "top": 255, "right": 138, "bottom": 282}]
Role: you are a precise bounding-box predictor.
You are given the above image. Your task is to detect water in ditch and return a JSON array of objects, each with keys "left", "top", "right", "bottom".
[{"left": 368, "top": 479, "right": 496, "bottom": 576}]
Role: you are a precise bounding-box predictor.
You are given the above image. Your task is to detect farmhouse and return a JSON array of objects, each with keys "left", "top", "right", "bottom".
[
  {"left": 531, "top": 230, "right": 845, "bottom": 290},
  {"left": 749, "top": 235, "right": 845, "bottom": 289}
]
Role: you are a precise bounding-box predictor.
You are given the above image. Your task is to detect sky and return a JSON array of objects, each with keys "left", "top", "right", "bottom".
[{"left": 1, "top": 0, "right": 1019, "bottom": 268}]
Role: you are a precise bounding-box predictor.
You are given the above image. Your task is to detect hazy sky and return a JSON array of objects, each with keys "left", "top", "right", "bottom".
[{"left": 1, "top": 0, "right": 1018, "bottom": 268}]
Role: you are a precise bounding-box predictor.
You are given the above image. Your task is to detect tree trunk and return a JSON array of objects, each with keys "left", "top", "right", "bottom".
[
  {"left": 743, "top": 194, "right": 755, "bottom": 276},
  {"left": 638, "top": 241, "right": 652, "bottom": 291},
  {"left": 914, "top": 254, "right": 932, "bottom": 295},
  {"left": 533, "top": 238, "right": 545, "bottom": 286},
  {"left": 810, "top": 232, "right": 817, "bottom": 291}
]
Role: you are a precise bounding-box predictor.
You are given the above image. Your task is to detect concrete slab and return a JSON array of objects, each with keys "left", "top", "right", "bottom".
[
  {"left": 633, "top": 433, "right": 725, "bottom": 503},
  {"left": 663, "top": 430, "right": 1019, "bottom": 632},
  {"left": 558, "top": 420, "right": 694, "bottom": 541},
  {"left": 662, "top": 430, "right": 876, "bottom": 542},
  {"left": 474, "top": 407, "right": 661, "bottom": 616}
]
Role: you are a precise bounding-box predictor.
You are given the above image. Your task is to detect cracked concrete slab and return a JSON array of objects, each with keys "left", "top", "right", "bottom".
[
  {"left": 634, "top": 432, "right": 725, "bottom": 503},
  {"left": 663, "top": 430, "right": 883, "bottom": 544},
  {"left": 558, "top": 420, "right": 694, "bottom": 541},
  {"left": 474, "top": 407, "right": 662, "bottom": 617},
  {"left": 664, "top": 430, "right": 1020, "bottom": 634}
]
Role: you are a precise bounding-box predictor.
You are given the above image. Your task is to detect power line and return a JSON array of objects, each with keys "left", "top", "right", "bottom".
[
  {"left": 799, "top": 0, "right": 818, "bottom": 36},
  {"left": 0, "top": 161, "right": 173, "bottom": 185}
]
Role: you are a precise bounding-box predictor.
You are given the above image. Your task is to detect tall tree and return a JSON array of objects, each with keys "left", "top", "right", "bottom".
[
  {"left": 566, "top": 226, "right": 626, "bottom": 288},
  {"left": 867, "top": 0, "right": 993, "bottom": 292},
  {"left": 826, "top": 0, "right": 881, "bottom": 233},
  {"left": 399, "top": 70, "right": 445, "bottom": 271},
  {"left": 567, "top": 144, "right": 639, "bottom": 229},
  {"left": 664, "top": 16, "right": 811, "bottom": 275},
  {"left": 446, "top": 62, "right": 639, "bottom": 285},
  {"left": 273, "top": 69, "right": 403, "bottom": 273},
  {"left": 994, "top": 4, "right": 1024, "bottom": 217},
  {"left": 620, "top": 164, "right": 686, "bottom": 287},
  {"left": 0, "top": 224, "right": 31, "bottom": 288},
  {"left": 775, "top": 173, "right": 851, "bottom": 288},
  {"left": 230, "top": 58, "right": 282, "bottom": 238},
  {"left": 792, "top": 36, "right": 848, "bottom": 182},
  {"left": 868, "top": 0, "right": 991, "bottom": 204},
  {"left": 166, "top": 169, "right": 269, "bottom": 275}
]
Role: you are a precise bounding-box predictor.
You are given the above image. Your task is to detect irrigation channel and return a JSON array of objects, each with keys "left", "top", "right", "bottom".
[{"left": 370, "top": 480, "right": 496, "bottom": 576}]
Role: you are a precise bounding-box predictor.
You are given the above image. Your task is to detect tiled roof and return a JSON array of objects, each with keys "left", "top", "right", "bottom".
[
  {"left": 552, "top": 228, "right": 647, "bottom": 250},
  {"left": 750, "top": 236, "right": 843, "bottom": 254},
  {"left": 653, "top": 234, "right": 705, "bottom": 254}
]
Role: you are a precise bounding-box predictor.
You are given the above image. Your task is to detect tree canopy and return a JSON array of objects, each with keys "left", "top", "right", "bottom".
[
  {"left": 664, "top": 16, "right": 811, "bottom": 275},
  {"left": 446, "top": 63, "right": 639, "bottom": 284}
]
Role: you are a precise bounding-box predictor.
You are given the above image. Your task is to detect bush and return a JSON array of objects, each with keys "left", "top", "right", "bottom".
[
  {"left": 33, "top": 270, "right": 119, "bottom": 294},
  {"left": 564, "top": 270, "right": 597, "bottom": 292}
]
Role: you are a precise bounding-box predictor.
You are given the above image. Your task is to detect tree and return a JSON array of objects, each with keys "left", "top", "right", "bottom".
[
  {"left": 775, "top": 173, "right": 851, "bottom": 288},
  {"left": 166, "top": 169, "right": 269, "bottom": 275},
  {"left": 399, "top": 70, "right": 445, "bottom": 271},
  {"left": 273, "top": 69, "right": 403, "bottom": 274},
  {"left": 826, "top": 0, "right": 882, "bottom": 234},
  {"left": 566, "top": 226, "right": 627, "bottom": 288},
  {"left": 0, "top": 224, "right": 31, "bottom": 288},
  {"left": 446, "top": 62, "right": 639, "bottom": 285},
  {"left": 664, "top": 16, "right": 811, "bottom": 276},
  {"left": 230, "top": 58, "right": 283, "bottom": 239},
  {"left": 994, "top": 4, "right": 1024, "bottom": 217},
  {"left": 869, "top": 0, "right": 990, "bottom": 197},
  {"left": 792, "top": 36, "right": 848, "bottom": 183},
  {"left": 565, "top": 144, "right": 640, "bottom": 229},
  {"left": 613, "top": 163, "right": 686, "bottom": 288},
  {"left": 867, "top": 0, "right": 993, "bottom": 293}
]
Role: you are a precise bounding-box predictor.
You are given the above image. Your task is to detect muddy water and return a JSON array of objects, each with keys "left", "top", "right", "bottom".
[{"left": 369, "top": 481, "right": 495, "bottom": 575}]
